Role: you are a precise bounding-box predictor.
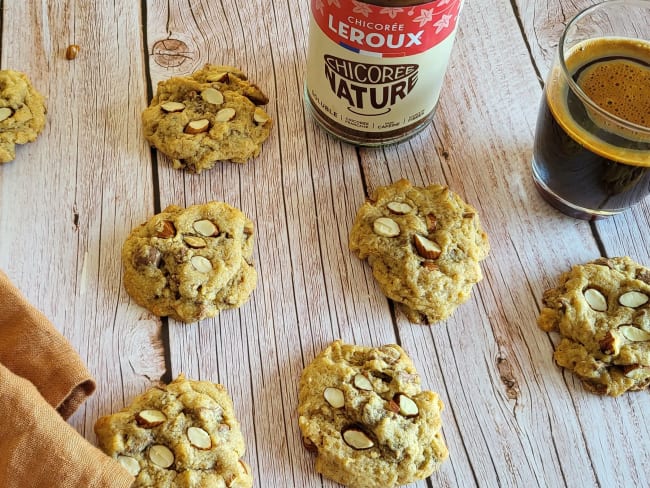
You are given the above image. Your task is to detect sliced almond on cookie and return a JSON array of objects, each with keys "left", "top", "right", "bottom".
[
  {"left": 201, "top": 88, "right": 224, "bottom": 105},
  {"left": 215, "top": 107, "right": 236, "bottom": 122},
  {"left": 187, "top": 426, "right": 212, "bottom": 450},
  {"left": 386, "top": 201, "right": 412, "bottom": 215},
  {"left": 0, "top": 107, "right": 14, "bottom": 122},
  {"left": 185, "top": 119, "right": 210, "bottom": 134},
  {"left": 323, "top": 387, "right": 345, "bottom": 408},
  {"left": 394, "top": 393, "right": 419, "bottom": 417},
  {"left": 135, "top": 409, "right": 167, "bottom": 428},
  {"left": 353, "top": 374, "right": 373, "bottom": 391},
  {"left": 584, "top": 288, "right": 607, "bottom": 312},
  {"left": 413, "top": 234, "right": 441, "bottom": 259},
  {"left": 191, "top": 255, "right": 212, "bottom": 273},
  {"left": 206, "top": 72, "right": 229, "bottom": 83},
  {"left": 619, "top": 325, "right": 650, "bottom": 342},
  {"left": 160, "top": 101, "right": 185, "bottom": 113},
  {"left": 193, "top": 219, "right": 218, "bottom": 236},
  {"left": 618, "top": 291, "right": 649, "bottom": 308},
  {"left": 117, "top": 455, "right": 141, "bottom": 476},
  {"left": 149, "top": 445, "right": 174, "bottom": 468},
  {"left": 183, "top": 236, "right": 207, "bottom": 248},
  {"left": 342, "top": 427, "right": 374, "bottom": 450},
  {"left": 253, "top": 107, "right": 270, "bottom": 125},
  {"left": 373, "top": 217, "right": 400, "bottom": 237}
]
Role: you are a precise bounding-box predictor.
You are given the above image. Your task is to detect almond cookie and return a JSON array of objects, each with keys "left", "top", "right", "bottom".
[
  {"left": 298, "top": 340, "right": 448, "bottom": 488},
  {"left": 0, "top": 70, "right": 46, "bottom": 163},
  {"left": 142, "top": 65, "right": 272, "bottom": 173},
  {"left": 95, "top": 375, "right": 252, "bottom": 488},
  {"left": 539, "top": 256, "right": 650, "bottom": 396},
  {"left": 349, "top": 179, "right": 490, "bottom": 324},
  {"left": 122, "top": 202, "right": 256, "bottom": 323}
]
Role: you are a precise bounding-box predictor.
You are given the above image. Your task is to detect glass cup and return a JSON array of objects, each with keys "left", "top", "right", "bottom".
[{"left": 531, "top": 0, "right": 650, "bottom": 219}]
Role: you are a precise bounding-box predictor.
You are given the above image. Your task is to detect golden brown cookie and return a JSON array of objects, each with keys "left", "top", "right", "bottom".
[
  {"left": 539, "top": 256, "right": 650, "bottom": 396},
  {"left": 95, "top": 375, "right": 252, "bottom": 487},
  {"left": 298, "top": 340, "right": 448, "bottom": 488},
  {"left": 0, "top": 70, "right": 46, "bottom": 163},
  {"left": 349, "top": 179, "right": 490, "bottom": 324},
  {"left": 122, "top": 202, "right": 256, "bottom": 323},
  {"left": 142, "top": 65, "right": 272, "bottom": 173}
]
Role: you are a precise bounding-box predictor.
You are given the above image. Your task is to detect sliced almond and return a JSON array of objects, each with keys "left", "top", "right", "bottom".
[
  {"left": 387, "top": 399, "right": 400, "bottom": 413},
  {"left": 206, "top": 72, "right": 228, "bottom": 83},
  {"left": 323, "top": 387, "right": 345, "bottom": 408},
  {"left": 253, "top": 107, "right": 270, "bottom": 124},
  {"left": 0, "top": 107, "right": 13, "bottom": 122},
  {"left": 619, "top": 325, "right": 650, "bottom": 342},
  {"left": 149, "top": 445, "right": 174, "bottom": 468},
  {"left": 185, "top": 119, "right": 210, "bottom": 134},
  {"left": 621, "top": 364, "right": 650, "bottom": 379},
  {"left": 215, "top": 107, "right": 236, "bottom": 122},
  {"left": 395, "top": 394, "right": 419, "bottom": 417},
  {"left": 201, "top": 87, "right": 224, "bottom": 105},
  {"left": 193, "top": 219, "right": 219, "bottom": 236},
  {"left": 353, "top": 374, "right": 373, "bottom": 391},
  {"left": 187, "top": 426, "right": 212, "bottom": 449},
  {"left": 584, "top": 288, "right": 607, "bottom": 312},
  {"left": 462, "top": 212, "right": 475, "bottom": 219},
  {"left": 183, "top": 236, "right": 207, "bottom": 248},
  {"left": 160, "top": 101, "right": 186, "bottom": 113},
  {"left": 135, "top": 409, "right": 167, "bottom": 428},
  {"left": 425, "top": 214, "right": 437, "bottom": 233},
  {"left": 373, "top": 217, "right": 400, "bottom": 237},
  {"left": 386, "top": 201, "right": 412, "bottom": 215},
  {"left": 191, "top": 255, "right": 212, "bottom": 273},
  {"left": 117, "top": 455, "right": 141, "bottom": 476},
  {"left": 618, "top": 291, "right": 649, "bottom": 308},
  {"left": 155, "top": 220, "right": 176, "bottom": 238},
  {"left": 342, "top": 428, "right": 374, "bottom": 450},
  {"left": 599, "top": 331, "right": 621, "bottom": 355},
  {"left": 413, "top": 234, "right": 442, "bottom": 259}
]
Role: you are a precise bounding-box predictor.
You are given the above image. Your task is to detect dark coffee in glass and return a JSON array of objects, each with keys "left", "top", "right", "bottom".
[{"left": 531, "top": 2, "right": 650, "bottom": 219}]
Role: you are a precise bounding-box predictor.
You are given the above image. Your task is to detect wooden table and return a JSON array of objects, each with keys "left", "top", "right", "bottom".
[{"left": 1, "top": 1, "right": 649, "bottom": 487}]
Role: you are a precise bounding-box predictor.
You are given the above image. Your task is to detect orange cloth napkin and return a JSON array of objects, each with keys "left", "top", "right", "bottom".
[{"left": 0, "top": 269, "right": 134, "bottom": 488}]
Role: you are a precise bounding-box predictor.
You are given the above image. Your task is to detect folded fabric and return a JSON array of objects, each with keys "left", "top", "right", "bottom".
[{"left": 0, "top": 269, "right": 134, "bottom": 488}]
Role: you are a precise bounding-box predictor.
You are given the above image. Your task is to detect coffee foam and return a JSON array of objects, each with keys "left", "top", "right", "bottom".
[
  {"left": 578, "top": 59, "right": 650, "bottom": 128},
  {"left": 546, "top": 37, "right": 650, "bottom": 167}
]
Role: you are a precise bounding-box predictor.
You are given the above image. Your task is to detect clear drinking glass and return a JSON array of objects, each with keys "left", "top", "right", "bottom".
[{"left": 531, "top": 0, "right": 650, "bottom": 219}]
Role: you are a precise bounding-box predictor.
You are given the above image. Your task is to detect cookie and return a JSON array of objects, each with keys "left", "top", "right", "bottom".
[
  {"left": 298, "top": 340, "right": 448, "bottom": 488},
  {"left": 122, "top": 201, "right": 256, "bottom": 322},
  {"left": 142, "top": 65, "right": 272, "bottom": 173},
  {"left": 349, "top": 179, "right": 490, "bottom": 324},
  {"left": 538, "top": 256, "right": 650, "bottom": 396},
  {"left": 0, "top": 70, "right": 46, "bottom": 163},
  {"left": 95, "top": 375, "right": 252, "bottom": 488}
]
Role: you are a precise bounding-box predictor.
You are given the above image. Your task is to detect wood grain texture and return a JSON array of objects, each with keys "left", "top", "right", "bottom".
[
  {"left": 0, "top": 0, "right": 165, "bottom": 440},
  {"left": 0, "top": 0, "right": 648, "bottom": 487}
]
